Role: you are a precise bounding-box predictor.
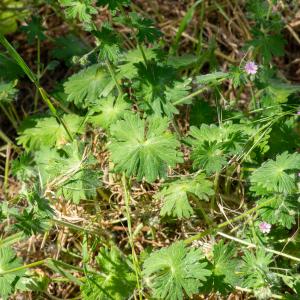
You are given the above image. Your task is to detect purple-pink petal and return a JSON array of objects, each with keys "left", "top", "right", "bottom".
[
  {"left": 244, "top": 61, "right": 258, "bottom": 75},
  {"left": 259, "top": 222, "right": 271, "bottom": 234}
]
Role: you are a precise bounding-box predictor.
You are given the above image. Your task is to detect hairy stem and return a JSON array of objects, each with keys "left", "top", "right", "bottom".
[
  {"left": 218, "top": 231, "right": 300, "bottom": 263},
  {"left": 0, "top": 259, "right": 48, "bottom": 276},
  {"left": 105, "top": 59, "right": 123, "bottom": 97}
]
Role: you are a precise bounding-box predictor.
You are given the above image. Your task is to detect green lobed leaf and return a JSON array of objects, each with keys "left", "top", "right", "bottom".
[
  {"left": 0, "top": 79, "right": 18, "bottom": 104},
  {"left": 34, "top": 141, "right": 101, "bottom": 203},
  {"left": 118, "top": 47, "right": 158, "bottom": 79},
  {"left": 143, "top": 241, "right": 211, "bottom": 300},
  {"left": 248, "top": 31, "right": 286, "bottom": 63},
  {"left": 93, "top": 23, "right": 121, "bottom": 63},
  {"left": 211, "top": 241, "right": 239, "bottom": 294},
  {"left": 257, "top": 195, "right": 300, "bottom": 229},
  {"left": 21, "top": 16, "right": 46, "bottom": 44},
  {"left": 240, "top": 248, "right": 274, "bottom": 291},
  {"left": 89, "top": 96, "right": 130, "bottom": 129},
  {"left": 63, "top": 64, "right": 116, "bottom": 108},
  {"left": 15, "top": 210, "right": 50, "bottom": 236},
  {"left": 81, "top": 246, "right": 136, "bottom": 299},
  {"left": 0, "top": 247, "right": 24, "bottom": 300},
  {"left": 133, "top": 61, "right": 192, "bottom": 117},
  {"left": 157, "top": 174, "right": 214, "bottom": 219},
  {"left": 128, "top": 12, "right": 162, "bottom": 43},
  {"left": 17, "top": 114, "right": 85, "bottom": 151},
  {"left": 188, "top": 123, "right": 250, "bottom": 174},
  {"left": 108, "top": 113, "right": 183, "bottom": 182},
  {"left": 59, "top": 0, "right": 97, "bottom": 23},
  {"left": 250, "top": 152, "right": 300, "bottom": 194}
]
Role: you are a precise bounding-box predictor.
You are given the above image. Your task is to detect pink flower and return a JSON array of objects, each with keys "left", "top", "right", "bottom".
[
  {"left": 244, "top": 61, "right": 258, "bottom": 75},
  {"left": 259, "top": 222, "right": 271, "bottom": 234},
  {"left": 297, "top": 111, "right": 300, "bottom": 115}
]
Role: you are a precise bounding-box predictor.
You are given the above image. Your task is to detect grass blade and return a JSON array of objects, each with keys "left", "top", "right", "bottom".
[
  {"left": 0, "top": 33, "right": 73, "bottom": 140},
  {"left": 170, "top": 0, "right": 203, "bottom": 55},
  {"left": 0, "top": 33, "right": 37, "bottom": 84}
]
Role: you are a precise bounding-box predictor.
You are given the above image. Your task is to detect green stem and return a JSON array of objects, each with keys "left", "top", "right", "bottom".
[
  {"left": 174, "top": 86, "right": 207, "bottom": 106},
  {"left": 211, "top": 172, "right": 220, "bottom": 215},
  {"left": 0, "top": 232, "right": 25, "bottom": 247},
  {"left": 192, "top": 195, "right": 212, "bottom": 226},
  {"left": 0, "top": 257, "right": 100, "bottom": 277},
  {"left": 34, "top": 38, "right": 41, "bottom": 111},
  {"left": 121, "top": 173, "right": 143, "bottom": 300},
  {"left": 52, "top": 218, "right": 112, "bottom": 241},
  {"left": 0, "top": 103, "right": 18, "bottom": 129},
  {"left": 105, "top": 59, "right": 123, "bottom": 97},
  {"left": 118, "top": 4, "right": 148, "bottom": 67},
  {"left": 48, "top": 259, "right": 93, "bottom": 274},
  {"left": 173, "top": 78, "right": 228, "bottom": 106},
  {"left": 4, "top": 144, "right": 10, "bottom": 196},
  {"left": 38, "top": 87, "right": 73, "bottom": 141},
  {"left": 249, "top": 84, "right": 258, "bottom": 110},
  {"left": 9, "top": 103, "right": 20, "bottom": 124},
  {"left": 237, "top": 111, "right": 292, "bottom": 164},
  {"left": 0, "top": 259, "right": 48, "bottom": 276},
  {"left": 0, "top": 130, "right": 20, "bottom": 152},
  {"left": 218, "top": 231, "right": 300, "bottom": 263},
  {"left": 137, "top": 42, "right": 148, "bottom": 66},
  {"left": 184, "top": 197, "right": 276, "bottom": 245}
]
